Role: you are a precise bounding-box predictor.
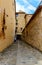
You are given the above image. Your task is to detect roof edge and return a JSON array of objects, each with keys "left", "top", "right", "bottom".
[{"left": 22, "top": 3, "right": 42, "bottom": 32}]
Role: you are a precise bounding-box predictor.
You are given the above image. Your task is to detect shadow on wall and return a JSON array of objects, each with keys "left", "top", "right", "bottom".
[{"left": 0, "top": 9, "right": 7, "bottom": 39}]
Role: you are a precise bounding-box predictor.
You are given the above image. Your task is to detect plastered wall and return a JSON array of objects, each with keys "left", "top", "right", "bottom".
[
  {"left": 0, "top": 0, "right": 16, "bottom": 52},
  {"left": 16, "top": 13, "right": 25, "bottom": 35}
]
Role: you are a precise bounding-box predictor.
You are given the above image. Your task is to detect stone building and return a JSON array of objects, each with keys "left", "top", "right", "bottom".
[
  {"left": 16, "top": 11, "right": 32, "bottom": 36},
  {"left": 25, "top": 14, "right": 33, "bottom": 25},
  {"left": 22, "top": 5, "right": 42, "bottom": 51},
  {"left": 0, "top": 0, "right": 16, "bottom": 52},
  {"left": 16, "top": 11, "right": 26, "bottom": 35}
]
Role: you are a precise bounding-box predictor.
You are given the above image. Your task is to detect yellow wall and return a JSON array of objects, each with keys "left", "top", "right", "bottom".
[
  {"left": 16, "top": 13, "right": 25, "bottom": 35},
  {"left": 0, "top": 0, "right": 16, "bottom": 52},
  {"left": 22, "top": 8, "right": 42, "bottom": 51},
  {"left": 25, "top": 14, "right": 32, "bottom": 25},
  {"left": 16, "top": 13, "right": 32, "bottom": 35}
]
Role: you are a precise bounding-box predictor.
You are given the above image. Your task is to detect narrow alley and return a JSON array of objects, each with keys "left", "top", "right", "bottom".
[
  {"left": 0, "top": 0, "right": 42, "bottom": 65},
  {"left": 0, "top": 40, "right": 42, "bottom": 65}
]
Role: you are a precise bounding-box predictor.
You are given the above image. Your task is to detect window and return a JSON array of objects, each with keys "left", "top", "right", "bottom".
[
  {"left": 21, "top": 27, "right": 23, "bottom": 30},
  {"left": 16, "top": 22, "right": 18, "bottom": 25},
  {"left": 15, "top": 29, "right": 17, "bottom": 33},
  {"left": 16, "top": 19, "right": 18, "bottom": 22},
  {"left": 16, "top": 27, "right": 18, "bottom": 29}
]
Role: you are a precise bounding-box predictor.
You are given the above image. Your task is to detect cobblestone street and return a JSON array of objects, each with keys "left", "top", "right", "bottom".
[{"left": 0, "top": 40, "right": 42, "bottom": 65}]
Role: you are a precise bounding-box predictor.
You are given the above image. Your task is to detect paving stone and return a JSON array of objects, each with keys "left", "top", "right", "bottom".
[{"left": 0, "top": 40, "right": 42, "bottom": 65}]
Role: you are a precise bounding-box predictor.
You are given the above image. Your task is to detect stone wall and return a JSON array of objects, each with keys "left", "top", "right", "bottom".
[
  {"left": 22, "top": 7, "right": 42, "bottom": 51},
  {"left": 25, "top": 14, "right": 32, "bottom": 25}
]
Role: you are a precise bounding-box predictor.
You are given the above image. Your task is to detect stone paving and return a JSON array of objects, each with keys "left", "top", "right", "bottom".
[{"left": 0, "top": 40, "right": 42, "bottom": 65}]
